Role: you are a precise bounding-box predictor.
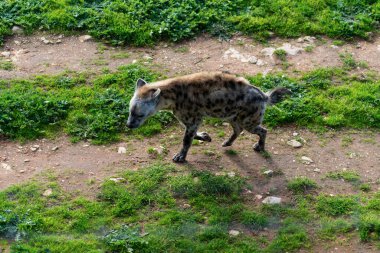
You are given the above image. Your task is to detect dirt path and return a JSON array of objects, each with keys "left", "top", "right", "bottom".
[{"left": 1, "top": 33, "right": 380, "bottom": 79}]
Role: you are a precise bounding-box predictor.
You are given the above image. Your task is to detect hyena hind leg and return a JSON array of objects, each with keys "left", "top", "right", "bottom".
[
  {"left": 194, "top": 132, "right": 212, "bottom": 142},
  {"left": 247, "top": 125, "right": 267, "bottom": 152},
  {"left": 222, "top": 122, "right": 243, "bottom": 147}
]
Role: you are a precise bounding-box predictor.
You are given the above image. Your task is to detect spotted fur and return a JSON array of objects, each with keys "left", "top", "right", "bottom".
[{"left": 127, "top": 72, "right": 290, "bottom": 163}]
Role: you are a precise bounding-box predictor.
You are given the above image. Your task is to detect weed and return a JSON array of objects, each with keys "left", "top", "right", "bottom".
[
  {"left": 359, "top": 213, "right": 380, "bottom": 242},
  {"left": 267, "top": 221, "right": 309, "bottom": 252},
  {"left": 287, "top": 177, "right": 318, "bottom": 194},
  {"left": 316, "top": 195, "right": 358, "bottom": 216},
  {"left": 274, "top": 49, "right": 287, "bottom": 61},
  {"left": 225, "top": 149, "right": 238, "bottom": 156},
  {"left": 240, "top": 210, "right": 268, "bottom": 230},
  {"left": 0, "top": 60, "right": 14, "bottom": 71},
  {"left": 174, "top": 46, "right": 189, "bottom": 53},
  {"left": 111, "top": 52, "right": 130, "bottom": 59},
  {"left": 326, "top": 170, "right": 360, "bottom": 183},
  {"left": 304, "top": 45, "right": 314, "bottom": 52},
  {"left": 341, "top": 135, "right": 354, "bottom": 147},
  {"left": 318, "top": 218, "right": 354, "bottom": 240},
  {"left": 339, "top": 52, "right": 358, "bottom": 69},
  {"left": 217, "top": 130, "right": 225, "bottom": 138},
  {"left": 332, "top": 40, "right": 345, "bottom": 46},
  {"left": 359, "top": 183, "right": 371, "bottom": 192}
]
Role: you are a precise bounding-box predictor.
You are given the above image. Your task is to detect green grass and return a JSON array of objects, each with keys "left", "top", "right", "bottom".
[
  {"left": 274, "top": 49, "right": 287, "bottom": 61},
  {"left": 326, "top": 170, "right": 361, "bottom": 183},
  {"left": 287, "top": 177, "right": 318, "bottom": 194},
  {"left": 0, "top": 0, "right": 379, "bottom": 46},
  {"left": 0, "top": 163, "right": 379, "bottom": 251},
  {"left": 0, "top": 60, "right": 14, "bottom": 70}
]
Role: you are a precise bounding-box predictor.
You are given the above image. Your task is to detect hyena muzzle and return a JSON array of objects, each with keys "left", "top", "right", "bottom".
[{"left": 127, "top": 72, "right": 291, "bottom": 163}]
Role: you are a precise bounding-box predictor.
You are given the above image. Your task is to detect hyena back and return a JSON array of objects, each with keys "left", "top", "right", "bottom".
[{"left": 127, "top": 72, "right": 290, "bottom": 163}]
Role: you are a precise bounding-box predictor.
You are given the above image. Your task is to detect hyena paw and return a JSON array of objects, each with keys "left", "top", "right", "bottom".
[
  {"left": 172, "top": 152, "right": 187, "bottom": 163},
  {"left": 222, "top": 141, "right": 232, "bottom": 147},
  {"left": 253, "top": 142, "right": 264, "bottom": 152},
  {"left": 197, "top": 132, "right": 212, "bottom": 142}
]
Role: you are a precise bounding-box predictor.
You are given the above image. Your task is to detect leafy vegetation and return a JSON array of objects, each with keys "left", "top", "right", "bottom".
[
  {"left": 287, "top": 177, "right": 318, "bottom": 194},
  {"left": 0, "top": 163, "right": 379, "bottom": 252},
  {"left": 1, "top": 0, "right": 379, "bottom": 46}
]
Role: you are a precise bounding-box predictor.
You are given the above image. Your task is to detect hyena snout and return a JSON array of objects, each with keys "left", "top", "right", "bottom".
[{"left": 126, "top": 118, "right": 140, "bottom": 129}]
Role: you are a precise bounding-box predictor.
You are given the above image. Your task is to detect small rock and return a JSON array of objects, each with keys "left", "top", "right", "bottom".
[
  {"left": 377, "top": 45, "right": 380, "bottom": 52},
  {"left": 1, "top": 51, "right": 11, "bottom": 58},
  {"left": 278, "top": 43, "right": 303, "bottom": 56},
  {"left": 261, "top": 47, "right": 276, "bottom": 57},
  {"left": 248, "top": 56, "right": 258, "bottom": 64},
  {"left": 263, "top": 170, "right": 274, "bottom": 176},
  {"left": 262, "top": 196, "right": 282, "bottom": 204},
  {"left": 79, "top": 35, "right": 92, "bottom": 42},
  {"left": 255, "top": 194, "right": 263, "bottom": 200},
  {"left": 55, "top": 39, "right": 62, "bottom": 44},
  {"left": 19, "top": 170, "right": 26, "bottom": 173},
  {"left": 83, "top": 144, "right": 90, "bottom": 147},
  {"left": 229, "top": 230, "right": 240, "bottom": 237},
  {"left": 14, "top": 40, "right": 21, "bottom": 45},
  {"left": 256, "top": 59, "right": 265, "bottom": 66},
  {"left": 51, "top": 146, "right": 59, "bottom": 151},
  {"left": 58, "top": 34, "right": 64, "bottom": 39},
  {"left": 301, "top": 156, "right": 313, "bottom": 165},
  {"left": 297, "top": 36, "right": 316, "bottom": 44},
  {"left": 1, "top": 163, "right": 12, "bottom": 172},
  {"left": 183, "top": 204, "right": 191, "bottom": 209},
  {"left": 330, "top": 45, "right": 339, "bottom": 49},
  {"left": 41, "top": 37, "right": 51, "bottom": 44},
  {"left": 12, "top": 26, "right": 24, "bottom": 34},
  {"left": 30, "top": 145, "right": 40, "bottom": 152},
  {"left": 109, "top": 177, "right": 125, "bottom": 183},
  {"left": 118, "top": 147, "right": 127, "bottom": 154},
  {"left": 24, "top": 159, "right": 30, "bottom": 163},
  {"left": 42, "top": 188, "right": 53, "bottom": 197},
  {"left": 292, "top": 132, "right": 299, "bottom": 136},
  {"left": 287, "top": 140, "right": 302, "bottom": 148},
  {"left": 132, "top": 59, "right": 138, "bottom": 64},
  {"left": 143, "top": 55, "right": 153, "bottom": 60},
  {"left": 356, "top": 43, "right": 361, "bottom": 49},
  {"left": 313, "top": 168, "right": 321, "bottom": 173},
  {"left": 227, "top": 172, "right": 236, "bottom": 178},
  {"left": 222, "top": 122, "right": 229, "bottom": 127}
]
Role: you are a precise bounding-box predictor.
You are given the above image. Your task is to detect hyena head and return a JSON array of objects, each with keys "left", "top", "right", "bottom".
[{"left": 127, "top": 79, "right": 161, "bottom": 129}]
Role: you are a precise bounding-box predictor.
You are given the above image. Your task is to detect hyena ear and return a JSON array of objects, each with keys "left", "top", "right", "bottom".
[
  {"left": 152, "top": 88, "right": 161, "bottom": 98},
  {"left": 136, "top": 79, "right": 147, "bottom": 89}
]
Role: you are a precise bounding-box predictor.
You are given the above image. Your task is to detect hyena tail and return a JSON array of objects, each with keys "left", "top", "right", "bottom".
[{"left": 266, "top": 87, "right": 291, "bottom": 105}]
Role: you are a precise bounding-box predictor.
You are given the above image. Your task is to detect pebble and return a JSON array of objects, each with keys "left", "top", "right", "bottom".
[
  {"left": 42, "top": 188, "right": 53, "bottom": 197},
  {"left": 301, "top": 156, "right": 313, "bottom": 165},
  {"left": 79, "top": 35, "right": 92, "bottom": 42},
  {"left": 1, "top": 163, "right": 12, "bottom": 172},
  {"left": 14, "top": 40, "right": 21, "bottom": 45},
  {"left": 292, "top": 132, "right": 299, "bottom": 136},
  {"left": 261, "top": 47, "right": 276, "bottom": 57},
  {"left": 118, "top": 147, "right": 127, "bottom": 154},
  {"left": 287, "top": 140, "right": 302, "bottom": 148},
  {"left": 227, "top": 172, "right": 236, "bottom": 178},
  {"left": 278, "top": 43, "right": 303, "bottom": 56},
  {"left": 1, "top": 51, "right": 11, "bottom": 57},
  {"left": 183, "top": 204, "right": 191, "bottom": 209},
  {"left": 255, "top": 194, "right": 263, "bottom": 200},
  {"left": 313, "top": 168, "right": 321, "bottom": 173},
  {"left": 12, "top": 26, "right": 24, "bottom": 34},
  {"left": 24, "top": 159, "right": 30, "bottom": 163},
  {"left": 19, "top": 170, "right": 26, "bottom": 173},
  {"left": 263, "top": 170, "right": 274, "bottom": 176},
  {"left": 30, "top": 145, "right": 40, "bottom": 152},
  {"left": 229, "top": 230, "right": 240, "bottom": 237},
  {"left": 256, "top": 59, "right": 265, "bottom": 66},
  {"left": 51, "top": 146, "right": 59, "bottom": 151},
  {"left": 109, "top": 177, "right": 125, "bottom": 183},
  {"left": 262, "top": 196, "right": 282, "bottom": 204}
]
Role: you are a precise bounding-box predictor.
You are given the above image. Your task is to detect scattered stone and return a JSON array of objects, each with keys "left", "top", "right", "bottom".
[
  {"left": 156, "top": 146, "right": 167, "bottom": 156},
  {"left": 349, "top": 153, "right": 357, "bottom": 159},
  {"left": 83, "top": 144, "right": 90, "bottom": 147},
  {"left": 262, "top": 196, "right": 282, "bottom": 204},
  {"left": 132, "top": 59, "right": 138, "bottom": 64},
  {"left": 30, "top": 145, "right": 40, "bottom": 152},
  {"left": 12, "top": 26, "right": 24, "bottom": 34},
  {"left": 118, "top": 147, "right": 127, "bottom": 154},
  {"left": 263, "top": 170, "right": 274, "bottom": 176},
  {"left": 109, "top": 177, "right": 125, "bottom": 183},
  {"left": 19, "top": 170, "right": 26, "bottom": 173},
  {"left": 58, "top": 34, "right": 64, "bottom": 39},
  {"left": 14, "top": 40, "right": 21, "bottom": 45},
  {"left": 51, "top": 146, "right": 59, "bottom": 151},
  {"left": 183, "top": 204, "right": 191, "bottom": 209},
  {"left": 79, "top": 35, "right": 92, "bottom": 42},
  {"left": 143, "top": 55, "right": 153, "bottom": 60},
  {"left": 248, "top": 56, "right": 258, "bottom": 64},
  {"left": 222, "top": 122, "right": 229, "bottom": 127},
  {"left": 297, "top": 36, "right": 316, "bottom": 44},
  {"left": 287, "top": 140, "right": 302, "bottom": 148},
  {"left": 278, "top": 43, "right": 303, "bottom": 56},
  {"left": 229, "top": 230, "right": 240, "bottom": 237},
  {"left": 330, "top": 45, "right": 339, "bottom": 49},
  {"left": 42, "top": 188, "right": 53, "bottom": 197},
  {"left": 24, "top": 159, "right": 30, "bottom": 163},
  {"left": 1, "top": 51, "right": 11, "bottom": 58},
  {"left": 292, "top": 132, "right": 299, "bottom": 136},
  {"left": 1, "top": 163, "right": 12, "bottom": 172},
  {"left": 41, "top": 37, "right": 51, "bottom": 44},
  {"left": 255, "top": 194, "right": 263, "bottom": 200},
  {"left": 356, "top": 43, "right": 362, "bottom": 49},
  {"left": 256, "top": 59, "right": 265, "bottom": 66},
  {"left": 377, "top": 45, "right": 380, "bottom": 52},
  {"left": 301, "top": 156, "right": 313, "bottom": 165},
  {"left": 227, "top": 172, "right": 236, "bottom": 178},
  {"left": 261, "top": 47, "right": 276, "bottom": 57},
  {"left": 313, "top": 168, "right": 321, "bottom": 173},
  {"left": 55, "top": 39, "right": 62, "bottom": 44}
]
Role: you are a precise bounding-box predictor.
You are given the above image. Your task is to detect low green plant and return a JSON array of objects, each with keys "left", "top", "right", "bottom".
[
  {"left": 326, "top": 170, "right": 360, "bottom": 183},
  {"left": 0, "top": 60, "right": 14, "bottom": 70},
  {"left": 274, "top": 49, "right": 287, "bottom": 61},
  {"left": 287, "top": 177, "right": 318, "bottom": 194},
  {"left": 316, "top": 195, "right": 358, "bottom": 216}
]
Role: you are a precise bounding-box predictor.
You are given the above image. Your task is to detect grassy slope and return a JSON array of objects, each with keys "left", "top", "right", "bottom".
[
  {"left": 0, "top": 164, "right": 379, "bottom": 252},
  {"left": 0, "top": 0, "right": 380, "bottom": 46}
]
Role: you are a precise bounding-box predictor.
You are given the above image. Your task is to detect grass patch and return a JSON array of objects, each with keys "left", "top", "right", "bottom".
[
  {"left": 326, "top": 170, "right": 361, "bottom": 183},
  {"left": 274, "top": 49, "right": 287, "bottom": 61},
  {"left": 287, "top": 177, "right": 318, "bottom": 194},
  {"left": 316, "top": 195, "right": 358, "bottom": 216},
  {"left": 0, "top": 60, "right": 14, "bottom": 71}
]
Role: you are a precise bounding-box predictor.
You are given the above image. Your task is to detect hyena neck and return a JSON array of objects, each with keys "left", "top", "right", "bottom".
[{"left": 156, "top": 88, "right": 175, "bottom": 111}]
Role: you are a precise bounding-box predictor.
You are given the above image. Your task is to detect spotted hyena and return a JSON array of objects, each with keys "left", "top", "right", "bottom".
[{"left": 127, "top": 72, "right": 290, "bottom": 163}]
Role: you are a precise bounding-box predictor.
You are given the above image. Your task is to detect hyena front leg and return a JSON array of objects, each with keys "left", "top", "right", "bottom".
[
  {"left": 194, "top": 132, "right": 212, "bottom": 142},
  {"left": 173, "top": 122, "right": 200, "bottom": 163},
  {"left": 222, "top": 122, "right": 242, "bottom": 147},
  {"left": 247, "top": 125, "right": 267, "bottom": 152}
]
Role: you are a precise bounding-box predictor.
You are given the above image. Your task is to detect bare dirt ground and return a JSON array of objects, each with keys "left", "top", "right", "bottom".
[{"left": 1, "top": 33, "right": 380, "bottom": 252}]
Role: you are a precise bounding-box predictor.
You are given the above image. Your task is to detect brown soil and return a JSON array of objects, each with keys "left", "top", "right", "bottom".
[{"left": 1, "top": 33, "right": 380, "bottom": 252}]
